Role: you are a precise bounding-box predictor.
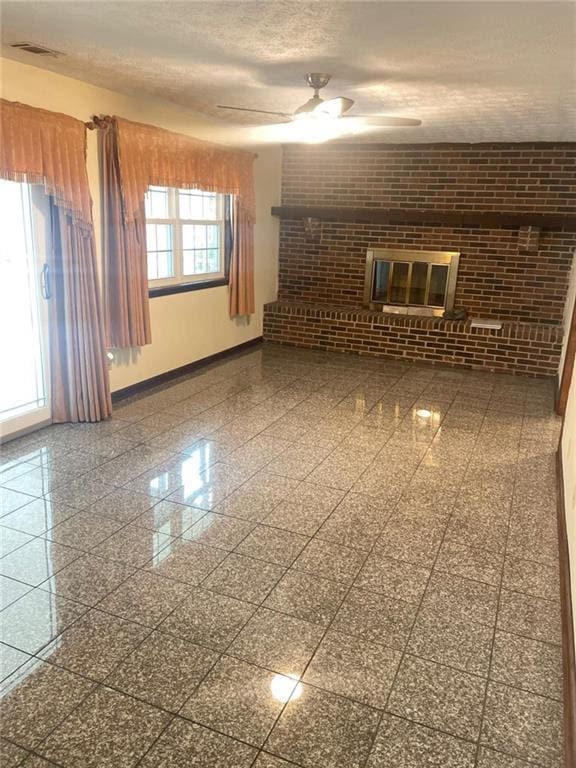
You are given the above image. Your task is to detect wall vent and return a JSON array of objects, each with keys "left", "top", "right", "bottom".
[{"left": 10, "top": 42, "right": 62, "bottom": 57}]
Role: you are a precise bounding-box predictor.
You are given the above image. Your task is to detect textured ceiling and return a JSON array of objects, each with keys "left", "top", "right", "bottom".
[{"left": 1, "top": 1, "right": 575, "bottom": 144}]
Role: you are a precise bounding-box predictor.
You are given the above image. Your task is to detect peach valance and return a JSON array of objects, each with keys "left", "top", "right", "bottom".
[
  {"left": 113, "top": 116, "right": 256, "bottom": 222},
  {"left": 0, "top": 99, "right": 93, "bottom": 227}
]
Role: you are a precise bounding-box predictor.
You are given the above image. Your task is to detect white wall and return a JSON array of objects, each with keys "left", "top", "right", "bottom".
[
  {"left": 560, "top": 252, "right": 576, "bottom": 645},
  {"left": 0, "top": 57, "right": 281, "bottom": 391}
]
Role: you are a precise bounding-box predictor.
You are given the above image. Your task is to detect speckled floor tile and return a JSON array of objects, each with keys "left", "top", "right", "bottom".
[
  {"left": 263, "top": 570, "right": 347, "bottom": 626},
  {"left": 435, "top": 541, "right": 504, "bottom": 586},
  {"left": 266, "top": 683, "right": 380, "bottom": 768},
  {"left": 252, "top": 753, "right": 295, "bottom": 768},
  {"left": 0, "top": 575, "right": 31, "bottom": 611},
  {"left": 88, "top": 489, "right": 156, "bottom": 523},
  {"left": 264, "top": 500, "right": 334, "bottom": 537},
  {"left": 420, "top": 572, "right": 499, "bottom": 628},
  {"left": 0, "top": 538, "right": 82, "bottom": 587},
  {"left": 407, "top": 607, "right": 493, "bottom": 676},
  {"left": 100, "top": 571, "right": 190, "bottom": 627},
  {"left": 0, "top": 526, "right": 34, "bottom": 558},
  {"left": 44, "top": 553, "right": 136, "bottom": 605},
  {"left": 45, "top": 511, "right": 124, "bottom": 550},
  {"left": 228, "top": 607, "right": 323, "bottom": 676},
  {"left": 93, "top": 524, "right": 174, "bottom": 567},
  {"left": 108, "top": 631, "right": 217, "bottom": 711},
  {"left": 160, "top": 587, "right": 255, "bottom": 650},
  {"left": 0, "top": 497, "right": 77, "bottom": 536},
  {"left": 481, "top": 682, "right": 563, "bottom": 766},
  {"left": 236, "top": 525, "right": 309, "bottom": 567},
  {"left": 355, "top": 551, "right": 430, "bottom": 603},
  {"left": 0, "top": 660, "right": 95, "bottom": 749},
  {"left": 366, "top": 714, "right": 476, "bottom": 768},
  {"left": 1, "top": 643, "right": 32, "bottom": 682},
  {"left": 387, "top": 655, "right": 486, "bottom": 741},
  {"left": 38, "top": 685, "right": 171, "bottom": 767},
  {"left": 38, "top": 609, "right": 149, "bottom": 681},
  {"left": 182, "top": 512, "right": 255, "bottom": 551},
  {"left": 477, "top": 746, "right": 536, "bottom": 767},
  {"left": 0, "top": 736, "right": 29, "bottom": 767},
  {"left": 1, "top": 589, "right": 87, "bottom": 655},
  {"left": 202, "top": 553, "right": 285, "bottom": 604},
  {"left": 146, "top": 538, "right": 226, "bottom": 585},
  {"left": 43, "top": 476, "right": 116, "bottom": 510},
  {"left": 491, "top": 630, "right": 563, "bottom": 700},
  {"left": 0, "top": 488, "right": 37, "bottom": 517},
  {"left": 497, "top": 589, "right": 562, "bottom": 644},
  {"left": 265, "top": 443, "right": 333, "bottom": 480},
  {"left": 332, "top": 588, "right": 416, "bottom": 649},
  {"left": 129, "top": 498, "right": 206, "bottom": 537},
  {"left": 304, "top": 629, "right": 401, "bottom": 708},
  {"left": 0, "top": 350, "right": 566, "bottom": 767},
  {"left": 502, "top": 557, "right": 560, "bottom": 602},
  {"left": 375, "top": 523, "right": 444, "bottom": 568},
  {"left": 181, "top": 655, "right": 289, "bottom": 746},
  {"left": 139, "top": 717, "right": 257, "bottom": 767},
  {"left": 316, "top": 493, "right": 388, "bottom": 551}
]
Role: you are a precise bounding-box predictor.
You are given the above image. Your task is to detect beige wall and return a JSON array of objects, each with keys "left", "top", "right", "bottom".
[
  {"left": 1, "top": 57, "right": 281, "bottom": 391},
  {"left": 560, "top": 253, "right": 576, "bottom": 644}
]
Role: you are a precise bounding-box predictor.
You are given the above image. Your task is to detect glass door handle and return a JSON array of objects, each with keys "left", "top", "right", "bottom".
[{"left": 41, "top": 263, "right": 52, "bottom": 300}]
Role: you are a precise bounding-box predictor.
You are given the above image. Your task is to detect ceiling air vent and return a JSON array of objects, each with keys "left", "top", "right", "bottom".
[{"left": 10, "top": 42, "right": 62, "bottom": 57}]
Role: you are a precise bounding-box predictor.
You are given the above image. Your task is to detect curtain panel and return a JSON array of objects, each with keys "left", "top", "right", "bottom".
[
  {"left": 101, "top": 116, "right": 256, "bottom": 345},
  {"left": 101, "top": 123, "right": 151, "bottom": 348},
  {"left": 0, "top": 99, "right": 112, "bottom": 422}
]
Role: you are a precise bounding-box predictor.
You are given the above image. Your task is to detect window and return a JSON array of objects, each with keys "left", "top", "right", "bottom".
[{"left": 145, "top": 186, "right": 228, "bottom": 293}]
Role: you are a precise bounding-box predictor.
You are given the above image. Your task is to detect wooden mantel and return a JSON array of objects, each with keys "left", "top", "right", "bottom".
[{"left": 271, "top": 205, "right": 576, "bottom": 231}]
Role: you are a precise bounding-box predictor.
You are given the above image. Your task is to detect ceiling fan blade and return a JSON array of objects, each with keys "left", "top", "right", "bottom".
[
  {"left": 314, "top": 96, "right": 355, "bottom": 117},
  {"left": 217, "top": 105, "right": 292, "bottom": 119},
  {"left": 342, "top": 115, "right": 422, "bottom": 126}
]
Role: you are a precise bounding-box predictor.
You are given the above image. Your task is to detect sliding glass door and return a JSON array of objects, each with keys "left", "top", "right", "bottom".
[{"left": 0, "top": 180, "right": 51, "bottom": 439}]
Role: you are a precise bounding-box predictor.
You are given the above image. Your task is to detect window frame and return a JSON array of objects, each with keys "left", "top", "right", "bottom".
[{"left": 145, "top": 186, "right": 228, "bottom": 297}]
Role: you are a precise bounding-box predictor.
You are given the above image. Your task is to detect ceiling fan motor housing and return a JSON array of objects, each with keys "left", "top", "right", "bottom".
[{"left": 305, "top": 73, "right": 332, "bottom": 91}]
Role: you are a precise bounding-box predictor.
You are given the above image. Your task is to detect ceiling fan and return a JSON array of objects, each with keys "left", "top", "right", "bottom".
[{"left": 217, "top": 72, "right": 421, "bottom": 127}]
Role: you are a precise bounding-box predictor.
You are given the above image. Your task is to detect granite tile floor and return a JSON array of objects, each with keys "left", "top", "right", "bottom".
[{"left": 0, "top": 342, "right": 564, "bottom": 767}]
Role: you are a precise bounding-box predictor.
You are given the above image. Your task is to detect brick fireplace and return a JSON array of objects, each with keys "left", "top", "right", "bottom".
[{"left": 264, "top": 142, "right": 576, "bottom": 375}]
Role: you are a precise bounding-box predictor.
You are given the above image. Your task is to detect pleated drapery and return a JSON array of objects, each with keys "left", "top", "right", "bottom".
[
  {"left": 101, "top": 116, "right": 256, "bottom": 347},
  {"left": 101, "top": 124, "right": 151, "bottom": 348},
  {"left": 0, "top": 99, "right": 111, "bottom": 423},
  {"left": 49, "top": 203, "right": 112, "bottom": 422},
  {"left": 228, "top": 197, "right": 255, "bottom": 317}
]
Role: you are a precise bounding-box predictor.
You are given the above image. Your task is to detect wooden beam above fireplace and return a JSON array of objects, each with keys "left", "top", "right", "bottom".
[{"left": 270, "top": 206, "right": 576, "bottom": 231}]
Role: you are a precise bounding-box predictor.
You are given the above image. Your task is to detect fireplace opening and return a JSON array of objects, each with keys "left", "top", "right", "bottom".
[{"left": 364, "top": 248, "right": 460, "bottom": 316}]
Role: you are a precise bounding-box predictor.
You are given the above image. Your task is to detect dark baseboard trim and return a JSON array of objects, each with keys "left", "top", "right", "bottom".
[
  {"left": 111, "top": 337, "right": 264, "bottom": 403},
  {"left": 556, "top": 446, "right": 576, "bottom": 768}
]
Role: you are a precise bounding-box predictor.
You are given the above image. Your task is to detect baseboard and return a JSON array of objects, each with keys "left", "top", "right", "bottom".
[
  {"left": 556, "top": 447, "right": 576, "bottom": 768},
  {"left": 111, "top": 337, "right": 264, "bottom": 403}
]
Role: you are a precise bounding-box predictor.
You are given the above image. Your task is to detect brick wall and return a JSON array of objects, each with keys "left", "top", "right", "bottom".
[
  {"left": 277, "top": 143, "right": 576, "bottom": 324},
  {"left": 264, "top": 301, "right": 564, "bottom": 377}
]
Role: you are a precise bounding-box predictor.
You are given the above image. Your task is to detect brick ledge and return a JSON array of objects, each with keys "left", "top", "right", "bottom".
[{"left": 265, "top": 301, "right": 563, "bottom": 343}]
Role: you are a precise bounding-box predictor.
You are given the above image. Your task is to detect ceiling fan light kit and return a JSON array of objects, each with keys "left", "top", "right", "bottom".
[{"left": 217, "top": 72, "right": 421, "bottom": 139}]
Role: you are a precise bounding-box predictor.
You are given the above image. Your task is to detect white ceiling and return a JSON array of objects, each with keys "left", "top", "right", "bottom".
[{"left": 2, "top": 0, "right": 575, "bottom": 144}]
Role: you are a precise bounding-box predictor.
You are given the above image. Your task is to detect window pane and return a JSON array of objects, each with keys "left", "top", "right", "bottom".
[
  {"left": 145, "top": 186, "right": 169, "bottom": 219},
  {"left": 146, "top": 224, "right": 173, "bottom": 280},
  {"left": 389, "top": 262, "right": 409, "bottom": 304},
  {"left": 182, "top": 225, "right": 220, "bottom": 276},
  {"left": 409, "top": 262, "right": 428, "bottom": 305},
  {"left": 429, "top": 264, "right": 449, "bottom": 306},
  {"left": 178, "top": 189, "right": 218, "bottom": 220}
]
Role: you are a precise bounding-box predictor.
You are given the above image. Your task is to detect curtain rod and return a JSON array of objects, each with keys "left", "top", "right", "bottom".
[{"left": 84, "top": 115, "right": 259, "bottom": 158}]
